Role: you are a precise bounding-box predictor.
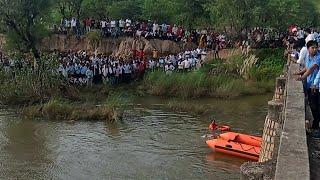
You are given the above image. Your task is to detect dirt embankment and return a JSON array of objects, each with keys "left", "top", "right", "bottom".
[
  {"left": 41, "top": 34, "right": 197, "bottom": 59},
  {"left": 1, "top": 34, "right": 241, "bottom": 61}
]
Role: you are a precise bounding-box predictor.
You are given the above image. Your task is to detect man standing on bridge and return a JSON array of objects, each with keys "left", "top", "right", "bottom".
[{"left": 295, "top": 40, "right": 320, "bottom": 135}]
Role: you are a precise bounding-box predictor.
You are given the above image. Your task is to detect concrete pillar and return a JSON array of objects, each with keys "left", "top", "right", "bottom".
[
  {"left": 260, "top": 75, "right": 287, "bottom": 163},
  {"left": 240, "top": 161, "right": 274, "bottom": 180},
  {"left": 274, "top": 77, "right": 286, "bottom": 103},
  {"left": 241, "top": 73, "right": 287, "bottom": 179}
]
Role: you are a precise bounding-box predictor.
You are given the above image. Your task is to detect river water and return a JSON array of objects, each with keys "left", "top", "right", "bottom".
[{"left": 0, "top": 95, "right": 270, "bottom": 180}]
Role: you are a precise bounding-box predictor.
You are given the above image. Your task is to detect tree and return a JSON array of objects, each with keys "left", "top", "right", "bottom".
[
  {"left": 69, "top": 0, "right": 85, "bottom": 19},
  {"left": 173, "top": 0, "right": 210, "bottom": 29},
  {"left": 82, "top": 0, "right": 109, "bottom": 19},
  {"left": 0, "top": 0, "right": 53, "bottom": 59},
  {"left": 107, "top": 0, "right": 142, "bottom": 20},
  {"left": 56, "top": 0, "right": 70, "bottom": 19},
  {"left": 205, "top": 0, "right": 241, "bottom": 32},
  {"left": 205, "top": 0, "right": 319, "bottom": 32},
  {"left": 141, "top": 0, "right": 172, "bottom": 23}
]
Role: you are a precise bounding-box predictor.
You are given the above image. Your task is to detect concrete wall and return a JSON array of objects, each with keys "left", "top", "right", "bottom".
[
  {"left": 241, "top": 58, "right": 310, "bottom": 180},
  {"left": 274, "top": 62, "right": 310, "bottom": 180}
]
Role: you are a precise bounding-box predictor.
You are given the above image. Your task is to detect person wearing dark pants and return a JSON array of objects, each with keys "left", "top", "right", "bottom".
[
  {"left": 307, "top": 88, "right": 320, "bottom": 129},
  {"left": 295, "top": 40, "right": 320, "bottom": 137}
]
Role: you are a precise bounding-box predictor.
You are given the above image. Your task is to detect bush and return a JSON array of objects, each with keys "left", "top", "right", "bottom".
[
  {"left": 142, "top": 48, "right": 285, "bottom": 98},
  {"left": 0, "top": 55, "right": 62, "bottom": 105},
  {"left": 21, "top": 97, "right": 120, "bottom": 122}
]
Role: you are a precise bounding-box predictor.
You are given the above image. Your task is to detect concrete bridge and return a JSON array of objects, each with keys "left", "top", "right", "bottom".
[{"left": 240, "top": 55, "right": 311, "bottom": 180}]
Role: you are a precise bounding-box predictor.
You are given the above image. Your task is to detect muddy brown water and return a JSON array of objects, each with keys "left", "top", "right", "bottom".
[{"left": 0, "top": 95, "right": 270, "bottom": 180}]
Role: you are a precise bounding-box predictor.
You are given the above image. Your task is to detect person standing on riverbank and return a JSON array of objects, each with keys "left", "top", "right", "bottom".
[{"left": 295, "top": 40, "right": 320, "bottom": 134}]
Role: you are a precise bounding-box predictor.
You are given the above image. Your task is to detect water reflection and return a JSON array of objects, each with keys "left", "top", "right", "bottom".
[{"left": 104, "top": 121, "right": 121, "bottom": 138}]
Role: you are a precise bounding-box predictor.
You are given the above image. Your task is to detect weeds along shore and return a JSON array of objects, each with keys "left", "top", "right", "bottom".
[
  {"left": 0, "top": 49, "right": 285, "bottom": 120},
  {"left": 141, "top": 48, "right": 285, "bottom": 98}
]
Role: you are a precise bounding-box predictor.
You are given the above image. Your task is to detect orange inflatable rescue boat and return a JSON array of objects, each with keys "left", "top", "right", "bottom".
[{"left": 206, "top": 121, "right": 262, "bottom": 161}]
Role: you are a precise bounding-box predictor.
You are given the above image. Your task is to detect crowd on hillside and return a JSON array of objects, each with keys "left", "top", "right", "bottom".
[
  {"left": 55, "top": 47, "right": 207, "bottom": 86},
  {"left": 0, "top": 46, "right": 208, "bottom": 86},
  {"left": 54, "top": 17, "right": 231, "bottom": 50},
  {"left": 54, "top": 17, "right": 292, "bottom": 58},
  {"left": 289, "top": 26, "right": 320, "bottom": 138},
  {"left": 238, "top": 27, "right": 287, "bottom": 55}
]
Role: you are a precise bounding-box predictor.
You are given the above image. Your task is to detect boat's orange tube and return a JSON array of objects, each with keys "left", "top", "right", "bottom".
[
  {"left": 209, "top": 124, "right": 231, "bottom": 131},
  {"left": 219, "top": 132, "right": 262, "bottom": 147},
  {"left": 206, "top": 139, "right": 260, "bottom": 161}
]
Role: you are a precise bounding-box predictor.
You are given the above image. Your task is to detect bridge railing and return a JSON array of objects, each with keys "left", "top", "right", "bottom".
[
  {"left": 241, "top": 55, "right": 310, "bottom": 180},
  {"left": 274, "top": 57, "right": 309, "bottom": 180}
]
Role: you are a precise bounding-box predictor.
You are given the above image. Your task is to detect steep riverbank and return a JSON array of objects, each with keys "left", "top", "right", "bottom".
[
  {"left": 42, "top": 34, "right": 197, "bottom": 58},
  {"left": 0, "top": 48, "right": 285, "bottom": 120},
  {"left": 1, "top": 34, "right": 197, "bottom": 58},
  {"left": 0, "top": 32, "right": 285, "bottom": 120}
]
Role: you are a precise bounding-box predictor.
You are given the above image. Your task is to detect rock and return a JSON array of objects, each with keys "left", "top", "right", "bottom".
[{"left": 240, "top": 161, "right": 275, "bottom": 180}]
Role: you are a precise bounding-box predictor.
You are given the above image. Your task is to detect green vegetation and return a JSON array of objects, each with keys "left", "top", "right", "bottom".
[
  {"left": 0, "top": 53, "right": 125, "bottom": 121},
  {"left": 0, "top": 0, "right": 319, "bottom": 61},
  {"left": 142, "top": 49, "right": 285, "bottom": 98},
  {"left": 0, "top": 0, "right": 52, "bottom": 59},
  {"left": 0, "top": 55, "right": 61, "bottom": 105},
  {"left": 22, "top": 98, "right": 120, "bottom": 122},
  {"left": 0, "top": 0, "right": 311, "bottom": 118},
  {"left": 250, "top": 48, "right": 286, "bottom": 81}
]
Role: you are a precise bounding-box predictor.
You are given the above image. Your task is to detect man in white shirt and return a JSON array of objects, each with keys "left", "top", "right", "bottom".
[
  {"left": 125, "top": 19, "right": 131, "bottom": 28},
  {"left": 183, "top": 58, "right": 190, "bottom": 72},
  {"left": 305, "top": 28, "right": 315, "bottom": 45},
  {"left": 297, "top": 46, "right": 308, "bottom": 68},
  {"left": 177, "top": 60, "right": 184, "bottom": 73},
  {"left": 111, "top": 20, "right": 116, "bottom": 28},
  {"left": 71, "top": 17, "right": 77, "bottom": 34},
  {"left": 119, "top": 19, "right": 125, "bottom": 32},
  {"left": 153, "top": 22, "right": 159, "bottom": 37},
  {"left": 101, "top": 19, "right": 107, "bottom": 37}
]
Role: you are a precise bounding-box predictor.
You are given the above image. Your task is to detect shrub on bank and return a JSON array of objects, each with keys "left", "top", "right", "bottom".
[
  {"left": 22, "top": 98, "right": 120, "bottom": 122},
  {"left": 142, "top": 48, "right": 286, "bottom": 98},
  {"left": 249, "top": 48, "right": 286, "bottom": 81},
  {"left": 143, "top": 71, "right": 269, "bottom": 98},
  {"left": 0, "top": 55, "right": 62, "bottom": 105}
]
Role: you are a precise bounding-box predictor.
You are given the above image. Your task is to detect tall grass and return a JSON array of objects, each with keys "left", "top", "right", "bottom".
[
  {"left": 0, "top": 55, "right": 62, "bottom": 105},
  {"left": 143, "top": 71, "right": 271, "bottom": 98},
  {"left": 22, "top": 97, "right": 121, "bottom": 122},
  {"left": 142, "top": 48, "right": 285, "bottom": 98}
]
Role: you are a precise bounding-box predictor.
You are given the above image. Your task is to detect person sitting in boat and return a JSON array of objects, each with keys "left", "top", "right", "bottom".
[{"left": 209, "top": 120, "right": 230, "bottom": 132}]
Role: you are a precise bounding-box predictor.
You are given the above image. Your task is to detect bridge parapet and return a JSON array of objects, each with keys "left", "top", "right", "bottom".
[{"left": 241, "top": 56, "right": 309, "bottom": 180}]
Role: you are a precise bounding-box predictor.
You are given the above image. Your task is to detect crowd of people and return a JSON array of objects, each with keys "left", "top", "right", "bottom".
[
  {"left": 0, "top": 46, "right": 208, "bottom": 86},
  {"left": 238, "top": 27, "right": 287, "bottom": 56},
  {"left": 56, "top": 47, "right": 207, "bottom": 86},
  {"left": 290, "top": 26, "right": 320, "bottom": 138},
  {"left": 53, "top": 16, "right": 297, "bottom": 60},
  {"left": 54, "top": 17, "right": 228, "bottom": 51}
]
